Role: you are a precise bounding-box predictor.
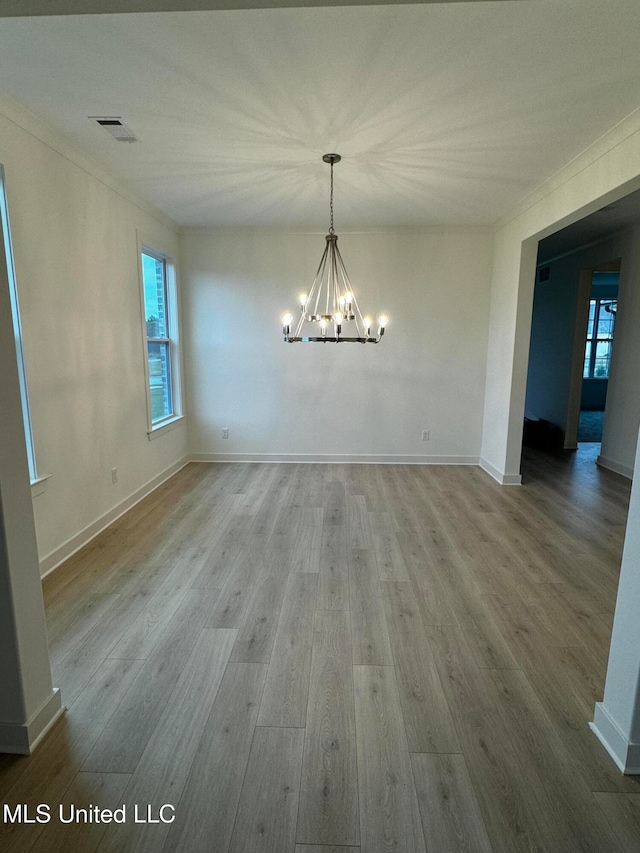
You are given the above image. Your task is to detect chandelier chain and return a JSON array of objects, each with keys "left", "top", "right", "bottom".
[{"left": 329, "top": 161, "right": 335, "bottom": 234}]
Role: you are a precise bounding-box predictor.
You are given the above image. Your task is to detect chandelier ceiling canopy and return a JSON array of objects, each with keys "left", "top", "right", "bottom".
[{"left": 282, "top": 154, "right": 387, "bottom": 344}]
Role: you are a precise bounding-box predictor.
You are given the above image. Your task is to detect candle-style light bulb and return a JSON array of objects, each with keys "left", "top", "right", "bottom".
[
  {"left": 378, "top": 314, "right": 388, "bottom": 337},
  {"left": 333, "top": 313, "right": 342, "bottom": 336},
  {"left": 363, "top": 316, "right": 372, "bottom": 336},
  {"left": 299, "top": 293, "right": 307, "bottom": 308},
  {"left": 345, "top": 291, "right": 354, "bottom": 306},
  {"left": 338, "top": 296, "right": 346, "bottom": 310},
  {"left": 282, "top": 312, "right": 293, "bottom": 338},
  {"left": 320, "top": 319, "right": 327, "bottom": 337}
]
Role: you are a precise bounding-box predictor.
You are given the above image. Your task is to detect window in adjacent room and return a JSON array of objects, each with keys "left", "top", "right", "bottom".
[
  {"left": 140, "top": 245, "right": 182, "bottom": 433},
  {"left": 1, "top": 165, "right": 38, "bottom": 481},
  {"left": 583, "top": 298, "right": 617, "bottom": 379}
]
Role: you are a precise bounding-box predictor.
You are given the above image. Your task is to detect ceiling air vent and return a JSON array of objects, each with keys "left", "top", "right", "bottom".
[
  {"left": 90, "top": 117, "right": 138, "bottom": 143},
  {"left": 538, "top": 265, "right": 551, "bottom": 283}
]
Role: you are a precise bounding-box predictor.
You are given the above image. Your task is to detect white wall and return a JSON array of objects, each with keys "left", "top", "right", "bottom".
[
  {"left": 525, "top": 258, "right": 586, "bottom": 431},
  {"left": 181, "top": 227, "right": 493, "bottom": 463},
  {"left": 602, "top": 221, "right": 640, "bottom": 477},
  {"left": 0, "top": 208, "right": 61, "bottom": 752},
  {"left": 481, "top": 109, "right": 640, "bottom": 481},
  {"left": 591, "top": 425, "right": 640, "bottom": 772},
  {"left": 0, "top": 96, "right": 188, "bottom": 573}
]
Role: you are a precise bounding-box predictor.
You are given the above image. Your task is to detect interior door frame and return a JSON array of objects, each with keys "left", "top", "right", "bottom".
[{"left": 564, "top": 258, "right": 620, "bottom": 450}]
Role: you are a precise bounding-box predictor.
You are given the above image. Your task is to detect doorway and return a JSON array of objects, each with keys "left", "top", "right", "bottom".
[
  {"left": 564, "top": 260, "right": 620, "bottom": 452},
  {"left": 577, "top": 272, "right": 618, "bottom": 442}
]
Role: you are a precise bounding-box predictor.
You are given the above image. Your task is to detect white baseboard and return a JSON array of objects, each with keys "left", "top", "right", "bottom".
[
  {"left": 597, "top": 454, "right": 634, "bottom": 480},
  {"left": 591, "top": 703, "right": 640, "bottom": 775},
  {"left": 479, "top": 457, "right": 522, "bottom": 486},
  {"left": 190, "top": 452, "right": 480, "bottom": 465},
  {"left": 39, "top": 456, "right": 190, "bottom": 578},
  {"left": 0, "top": 688, "right": 64, "bottom": 755}
]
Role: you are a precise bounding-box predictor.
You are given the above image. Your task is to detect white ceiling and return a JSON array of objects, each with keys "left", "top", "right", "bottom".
[{"left": 0, "top": 1, "right": 639, "bottom": 228}]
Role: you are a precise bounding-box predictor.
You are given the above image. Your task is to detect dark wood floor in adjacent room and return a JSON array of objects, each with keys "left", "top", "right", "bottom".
[{"left": 1, "top": 445, "right": 640, "bottom": 852}]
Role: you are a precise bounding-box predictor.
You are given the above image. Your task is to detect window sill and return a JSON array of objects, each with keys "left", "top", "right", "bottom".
[
  {"left": 147, "top": 415, "right": 185, "bottom": 441},
  {"left": 31, "top": 474, "right": 52, "bottom": 498}
]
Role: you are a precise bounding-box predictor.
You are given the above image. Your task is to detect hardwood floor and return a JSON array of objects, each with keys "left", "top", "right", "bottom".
[{"left": 2, "top": 446, "right": 639, "bottom": 852}]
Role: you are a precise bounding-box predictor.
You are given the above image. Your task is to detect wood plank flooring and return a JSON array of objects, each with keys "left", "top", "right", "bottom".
[{"left": 1, "top": 446, "right": 639, "bottom": 852}]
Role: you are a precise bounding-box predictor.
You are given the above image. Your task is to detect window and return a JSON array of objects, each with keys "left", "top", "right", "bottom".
[
  {"left": 140, "top": 245, "right": 182, "bottom": 433},
  {"left": 583, "top": 298, "right": 616, "bottom": 379},
  {"left": 1, "top": 165, "right": 38, "bottom": 480}
]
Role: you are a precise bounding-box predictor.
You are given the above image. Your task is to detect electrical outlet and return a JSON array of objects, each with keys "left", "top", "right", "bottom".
[
  {"left": 421, "top": 430, "right": 430, "bottom": 441},
  {"left": 111, "top": 467, "right": 118, "bottom": 484},
  {"left": 221, "top": 428, "right": 229, "bottom": 439}
]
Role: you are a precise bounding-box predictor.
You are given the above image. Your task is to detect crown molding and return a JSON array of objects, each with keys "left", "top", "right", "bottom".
[
  {"left": 179, "top": 223, "right": 493, "bottom": 237},
  {"left": 494, "top": 106, "right": 640, "bottom": 233},
  {"left": 0, "top": 0, "right": 526, "bottom": 16},
  {"left": 0, "top": 90, "right": 179, "bottom": 234}
]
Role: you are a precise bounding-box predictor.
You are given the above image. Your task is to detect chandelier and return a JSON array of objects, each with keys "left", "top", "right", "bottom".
[{"left": 282, "top": 153, "right": 388, "bottom": 343}]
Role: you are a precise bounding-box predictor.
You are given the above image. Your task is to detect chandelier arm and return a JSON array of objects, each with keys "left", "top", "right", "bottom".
[
  {"left": 331, "top": 241, "right": 341, "bottom": 319},
  {"left": 334, "top": 242, "right": 363, "bottom": 335},
  {"left": 323, "top": 243, "right": 333, "bottom": 315},
  {"left": 351, "top": 295, "right": 367, "bottom": 337},
  {"left": 311, "top": 241, "right": 330, "bottom": 318},
  {"left": 335, "top": 249, "right": 349, "bottom": 323},
  {"left": 325, "top": 244, "right": 332, "bottom": 318},
  {"left": 333, "top": 240, "right": 350, "bottom": 288}
]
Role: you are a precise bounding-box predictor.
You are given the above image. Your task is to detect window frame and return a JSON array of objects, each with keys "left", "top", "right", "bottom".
[
  {"left": 138, "top": 236, "right": 184, "bottom": 439},
  {"left": 0, "top": 164, "right": 41, "bottom": 484},
  {"left": 583, "top": 297, "right": 616, "bottom": 380}
]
